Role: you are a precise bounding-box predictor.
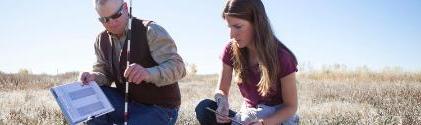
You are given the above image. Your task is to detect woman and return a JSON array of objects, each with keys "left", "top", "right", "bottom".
[{"left": 195, "top": 0, "right": 299, "bottom": 125}]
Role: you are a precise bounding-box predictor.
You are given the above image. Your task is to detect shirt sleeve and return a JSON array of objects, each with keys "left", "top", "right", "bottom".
[
  {"left": 220, "top": 41, "right": 234, "bottom": 67},
  {"left": 92, "top": 34, "right": 113, "bottom": 86},
  {"left": 144, "top": 22, "right": 186, "bottom": 87},
  {"left": 278, "top": 48, "right": 298, "bottom": 78}
]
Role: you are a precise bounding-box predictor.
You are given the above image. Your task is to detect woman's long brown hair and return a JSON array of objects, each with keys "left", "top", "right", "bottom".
[{"left": 223, "top": 0, "right": 297, "bottom": 96}]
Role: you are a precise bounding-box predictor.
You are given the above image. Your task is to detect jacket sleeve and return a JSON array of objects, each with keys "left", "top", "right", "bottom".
[
  {"left": 144, "top": 22, "right": 186, "bottom": 87},
  {"left": 92, "top": 34, "right": 113, "bottom": 86}
]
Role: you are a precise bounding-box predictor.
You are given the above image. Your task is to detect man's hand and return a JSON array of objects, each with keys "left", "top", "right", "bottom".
[
  {"left": 214, "top": 93, "right": 230, "bottom": 123},
  {"left": 79, "top": 72, "right": 96, "bottom": 85},
  {"left": 124, "top": 63, "right": 150, "bottom": 84}
]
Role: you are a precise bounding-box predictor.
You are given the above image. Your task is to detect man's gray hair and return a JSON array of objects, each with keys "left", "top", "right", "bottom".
[{"left": 94, "top": 0, "right": 123, "bottom": 10}]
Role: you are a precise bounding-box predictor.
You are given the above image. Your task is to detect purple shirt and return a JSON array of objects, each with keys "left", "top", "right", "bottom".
[{"left": 221, "top": 42, "right": 298, "bottom": 108}]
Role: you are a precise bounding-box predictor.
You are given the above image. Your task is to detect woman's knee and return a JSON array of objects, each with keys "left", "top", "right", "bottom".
[
  {"left": 282, "top": 114, "right": 299, "bottom": 125},
  {"left": 195, "top": 99, "right": 216, "bottom": 114},
  {"left": 195, "top": 99, "right": 218, "bottom": 125}
]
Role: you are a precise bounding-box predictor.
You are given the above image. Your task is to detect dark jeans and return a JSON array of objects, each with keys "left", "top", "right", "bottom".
[
  {"left": 195, "top": 99, "right": 237, "bottom": 125},
  {"left": 195, "top": 99, "right": 300, "bottom": 125},
  {"left": 87, "top": 86, "right": 179, "bottom": 125}
]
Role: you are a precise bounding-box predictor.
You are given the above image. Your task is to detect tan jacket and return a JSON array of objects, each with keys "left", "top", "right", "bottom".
[{"left": 92, "top": 22, "right": 186, "bottom": 87}]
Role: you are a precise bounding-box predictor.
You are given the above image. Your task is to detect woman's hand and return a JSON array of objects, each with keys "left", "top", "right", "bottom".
[{"left": 215, "top": 93, "right": 230, "bottom": 123}]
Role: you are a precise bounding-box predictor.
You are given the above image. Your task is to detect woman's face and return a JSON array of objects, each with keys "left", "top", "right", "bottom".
[{"left": 225, "top": 16, "right": 254, "bottom": 48}]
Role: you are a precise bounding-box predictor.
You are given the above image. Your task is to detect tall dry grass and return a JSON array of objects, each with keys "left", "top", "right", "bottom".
[
  {"left": 0, "top": 66, "right": 420, "bottom": 124},
  {"left": 296, "top": 66, "right": 421, "bottom": 124},
  {"left": 177, "top": 74, "right": 243, "bottom": 125},
  {"left": 0, "top": 71, "right": 78, "bottom": 124},
  {"left": 0, "top": 72, "right": 78, "bottom": 91}
]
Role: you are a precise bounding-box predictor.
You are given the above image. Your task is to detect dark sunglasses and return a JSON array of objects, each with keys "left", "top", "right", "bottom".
[{"left": 98, "top": 4, "right": 124, "bottom": 23}]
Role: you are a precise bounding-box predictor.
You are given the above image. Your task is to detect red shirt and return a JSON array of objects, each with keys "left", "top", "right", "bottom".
[{"left": 221, "top": 42, "right": 298, "bottom": 107}]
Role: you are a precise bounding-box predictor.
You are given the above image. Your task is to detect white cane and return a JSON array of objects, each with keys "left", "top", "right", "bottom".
[{"left": 124, "top": 0, "right": 133, "bottom": 124}]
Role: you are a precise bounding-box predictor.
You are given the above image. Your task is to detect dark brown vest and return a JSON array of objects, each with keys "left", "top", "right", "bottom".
[{"left": 98, "top": 18, "right": 180, "bottom": 108}]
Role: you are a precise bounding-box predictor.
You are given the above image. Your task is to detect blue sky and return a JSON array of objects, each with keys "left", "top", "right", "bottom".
[{"left": 1, "top": 0, "right": 420, "bottom": 74}]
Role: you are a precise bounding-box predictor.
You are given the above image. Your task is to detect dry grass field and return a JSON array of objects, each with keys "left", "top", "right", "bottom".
[{"left": 0, "top": 66, "right": 420, "bottom": 124}]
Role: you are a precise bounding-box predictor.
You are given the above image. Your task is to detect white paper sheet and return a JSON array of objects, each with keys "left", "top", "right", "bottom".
[{"left": 50, "top": 81, "right": 114, "bottom": 125}]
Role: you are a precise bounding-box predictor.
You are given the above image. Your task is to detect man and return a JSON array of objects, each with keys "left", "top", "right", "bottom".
[{"left": 79, "top": 0, "right": 186, "bottom": 124}]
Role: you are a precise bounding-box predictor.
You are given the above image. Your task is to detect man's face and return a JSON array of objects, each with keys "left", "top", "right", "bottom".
[{"left": 96, "top": 2, "right": 128, "bottom": 36}]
